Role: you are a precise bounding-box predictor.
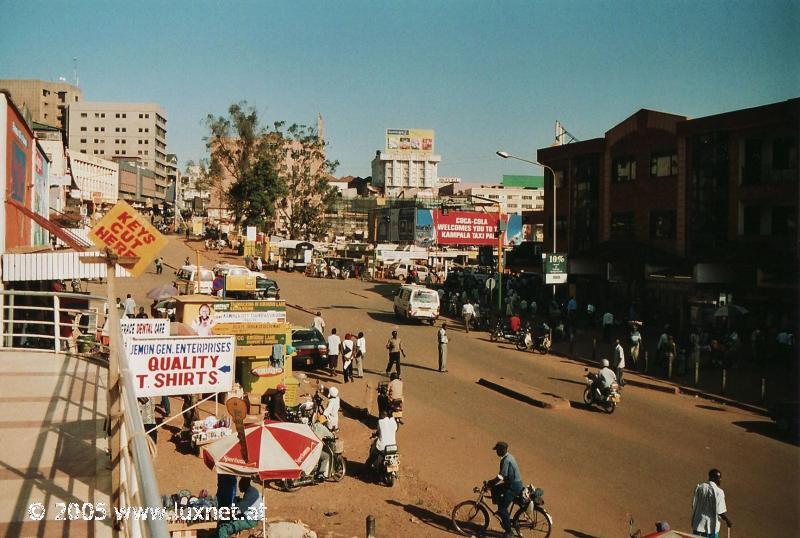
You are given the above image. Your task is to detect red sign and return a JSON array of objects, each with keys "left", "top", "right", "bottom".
[{"left": 433, "top": 211, "right": 500, "bottom": 246}]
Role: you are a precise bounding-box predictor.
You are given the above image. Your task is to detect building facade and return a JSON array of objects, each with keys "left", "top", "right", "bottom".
[
  {"left": 462, "top": 185, "right": 544, "bottom": 214},
  {"left": 0, "top": 79, "right": 83, "bottom": 136},
  {"left": 371, "top": 150, "right": 441, "bottom": 197},
  {"left": 535, "top": 98, "right": 799, "bottom": 332},
  {"left": 67, "top": 149, "right": 119, "bottom": 205},
  {"left": 117, "top": 160, "right": 165, "bottom": 206},
  {"left": 67, "top": 102, "right": 168, "bottom": 181}
]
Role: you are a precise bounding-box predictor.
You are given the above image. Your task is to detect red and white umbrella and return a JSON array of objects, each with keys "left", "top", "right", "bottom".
[{"left": 202, "top": 420, "right": 322, "bottom": 480}]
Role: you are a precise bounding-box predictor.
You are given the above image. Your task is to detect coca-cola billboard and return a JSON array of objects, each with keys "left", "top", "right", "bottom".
[{"left": 415, "top": 210, "right": 523, "bottom": 247}]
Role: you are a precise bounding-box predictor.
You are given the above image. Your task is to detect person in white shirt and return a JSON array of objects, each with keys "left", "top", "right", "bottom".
[
  {"left": 326, "top": 328, "right": 341, "bottom": 377},
  {"left": 355, "top": 332, "right": 366, "bottom": 378},
  {"left": 613, "top": 339, "right": 626, "bottom": 386},
  {"left": 462, "top": 302, "right": 475, "bottom": 333},
  {"left": 365, "top": 411, "right": 398, "bottom": 469},
  {"left": 692, "top": 468, "right": 732, "bottom": 537},
  {"left": 323, "top": 386, "right": 340, "bottom": 432},
  {"left": 342, "top": 334, "right": 355, "bottom": 383},
  {"left": 597, "top": 359, "right": 617, "bottom": 393},
  {"left": 437, "top": 323, "right": 449, "bottom": 372},
  {"left": 123, "top": 294, "right": 137, "bottom": 318},
  {"left": 313, "top": 312, "right": 325, "bottom": 334}
]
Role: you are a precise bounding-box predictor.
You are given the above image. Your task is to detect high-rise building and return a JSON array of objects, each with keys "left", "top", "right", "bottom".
[
  {"left": 462, "top": 185, "right": 544, "bottom": 214},
  {"left": 68, "top": 102, "right": 168, "bottom": 181},
  {"left": 371, "top": 129, "right": 440, "bottom": 197},
  {"left": 0, "top": 79, "right": 83, "bottom": 136}
]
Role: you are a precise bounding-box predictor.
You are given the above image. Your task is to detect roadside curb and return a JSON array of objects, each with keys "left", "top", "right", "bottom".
[
  {"left": 478, "top": 377, "right": 571, "bottom": 410},
  {"left": 549, "top": 349, "right": 768, "bottom": 415}
]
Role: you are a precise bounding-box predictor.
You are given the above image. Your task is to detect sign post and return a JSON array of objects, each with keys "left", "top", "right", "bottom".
[{"left": 544, "top": 253, "right": 569, "bottom": 285}]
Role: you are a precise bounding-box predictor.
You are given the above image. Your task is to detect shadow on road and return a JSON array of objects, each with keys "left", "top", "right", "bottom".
[
  {"left": 367, "top": 311, "right": 402, "bottom": 324},
  {"left": 569, "top": 400, "right": 603, "bottom": 413},
  {"left": 564, "top": 529, "right": 601, "bottom": 538},
  {"left": 548, "top": 377, "right": 586, "bottom": 386},
  {"left": 732, "top": 420, "right": 799, "bottom": 447},
  {"left": 340, "top": 399, "right": 377, "bottom": 430},
  {"left": 399, "top": 362, "right": 440, "bottom": 373},
  {"left": 385, "top": 499, "right": 460, "bottom": 535},
  {"left": 366, "top": 283, "right": 400, "bottom": 299},
  {"left": 696, "top": 404, "right": 726, "bottom": 411}
]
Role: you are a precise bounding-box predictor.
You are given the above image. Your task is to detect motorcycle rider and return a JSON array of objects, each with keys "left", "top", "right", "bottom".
[
  {"left": 266, "top": 383, "right": 287, "bottom": 422},
  {"left": 486, "top": 441, "right": 525, "bottom": 538},
  {"left": 323, "top": 386, "right": 340, "bottom": 432},
  {"left": 508, "top": 312, "right": 521, "bottom": 334},
  {"left": 596, "top": 359, "right": 617, "bottom": 396},
  {"left": 365, "top": 409, "right": 398, "bottom": 473},
  {"left": 311, "top": 418, "right": 334, "bottom": 480}
]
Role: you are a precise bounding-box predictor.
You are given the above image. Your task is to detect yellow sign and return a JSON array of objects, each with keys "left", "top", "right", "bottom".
[
  {"left": 192, "top": 219, "right": 204, "bottom": 236},
  {"left": 226, "top": 274, "right": 257, "bottom": 291},
  {"left": 386, "top": 128, "right": 434, "bottom": 154},
  {"left": 243, "top": 240, "right": 256, "bottom": 256},
  {"left": 88, "top": 200, "right": 168, "bottom": 277}
]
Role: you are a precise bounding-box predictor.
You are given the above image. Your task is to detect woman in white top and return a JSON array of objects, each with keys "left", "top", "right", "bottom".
[{"left": 323, "top": 387, "right": 340, "bottom": 432}]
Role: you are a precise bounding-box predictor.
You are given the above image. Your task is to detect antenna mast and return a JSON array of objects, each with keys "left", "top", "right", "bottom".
[{"left": 73, "top": 57, "right": 79, "bottom": 87}]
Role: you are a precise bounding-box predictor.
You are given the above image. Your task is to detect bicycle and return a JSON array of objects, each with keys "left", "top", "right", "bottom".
[{"left": 451, "top": 483, "right": 552, "bottom": 537}]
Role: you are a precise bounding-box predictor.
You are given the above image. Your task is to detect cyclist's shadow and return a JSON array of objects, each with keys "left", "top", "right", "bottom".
[{"left": 385, "top": 500, "right": 508, "bottom": 536}]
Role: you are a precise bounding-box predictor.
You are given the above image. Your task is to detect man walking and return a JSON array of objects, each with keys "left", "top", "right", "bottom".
[
  {"left": 313, "top": 311, "right": 325, "bottom": 335},
  {"left": 326, "top": 328, "right": 341, "bottom": 377},
  {"left": 123, "top": 294, "right": 137, "bottom": 318},
  {"left": 154, "top": 256, "right": 163, "bottom": 274},
  {"left": 462, "top": 301, "right": 475, "bottom": 333},
  {"left": 692, "top": 469, "right": 732, "bottom": 537},
  {"left": 613, "top": 338, "right": 626, "bottom": 386},
  {"left": 355, "top": 331, "right": 366, "bottom": 378},
  {"left": 385, "top": 330, "right": 405, "bottom": 378},
  {"left": 437, "top": 323, "right": 449, "bottom": 372},
  {"left": 630, "top": 324, "right": 642, "bottom": 371}
]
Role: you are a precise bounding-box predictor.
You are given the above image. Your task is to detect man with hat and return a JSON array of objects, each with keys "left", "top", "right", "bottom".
[
  {"left": 266, "top": 384, "right": 287, "bottom": 422},
  {"left": 486, "top": 441, "right": 525, "bottom": 537}
]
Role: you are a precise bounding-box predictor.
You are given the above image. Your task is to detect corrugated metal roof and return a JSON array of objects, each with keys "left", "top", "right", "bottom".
[{"left": 1, "top": 251, "right": 131, "bottom": 282}]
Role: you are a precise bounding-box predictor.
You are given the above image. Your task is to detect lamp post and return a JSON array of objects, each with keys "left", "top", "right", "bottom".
[
  {"left": 468, "top": 194, "right": 504, "bottom": 313},
  {"left": 496, "top": 150, "right": 558, "bottom": 298}
]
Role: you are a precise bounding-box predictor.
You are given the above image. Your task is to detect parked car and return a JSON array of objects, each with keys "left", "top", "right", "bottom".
[
  {"left": 393, "top": 284, "right": 440, "bottom": 324},
  {"left": 291, "top": 327, "right": 328, "bottom": 369},
  {"left": 212, "top": 263, "right": 253, "bottom": 277},
  {"left": 389, "top": 262, "right": 429, "bottom": 281},
  {"left": 175, "top": 265, "right": 215, "bottom": 294}
]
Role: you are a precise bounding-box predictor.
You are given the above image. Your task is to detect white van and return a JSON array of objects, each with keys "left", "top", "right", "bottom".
[
  {"left": 393, "top": 284, "right": 440, "bottom": 324},
  {"left": 175, "top": 265, "right": 215, "bottom": 294},
  {"left": 390, "top": 262, "right": 430, "bottom": 281}
]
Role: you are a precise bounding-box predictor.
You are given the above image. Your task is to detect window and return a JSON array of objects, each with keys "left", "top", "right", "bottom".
[
  {"left": 94, "top": 138, "right": 99, "bottom": 143},
  {"left": 94, "top": 127, "right": 99, "bottom": 132},
  {"left": 145, "top": 113, "right": 150, "bottom": 118},
  {"left": 773, "top": 136, "right": 798, "bottom": 170},
  {"left": 80, "top": 138, "right": 86, "bottom": 143},
  {"left": 122, "top": 113, "right": 126, "bottom": 118},
  {"left": 610, "top": 212, "right": 635, "bottom": 240},
  {"left": 144, "top": 150, "right": 149, "bottom": 155},
  {"left": 115, "top": 113, "right": 121, "bottom": 118},
  {"left": 121, "top": 150, "right": 126, "bottom": 155},
  {"left": 522, "top": 195, "right": 533, "bottom": 200},
  {"left": 138, "top": 140, "right": 142, "bottom": 145},
  {"left": 139, "top": 113, "right": 144, "bottom": 118},
  {"left": 101, "top": 113, "right": 105, "bottom": 118},
  {"left": 138, "top": 128, "right": 143, "bottom": 132},
  {"left": 80, "top": 126, "right": 87, "bottom": 131},
  {"left": 612, "top": 157, "right": 636, "bottom": 182},
  {"left": 101, "top": 127, "right": 105, "bottom": 132},
  {"left": 58, "top": 91, "right": 66, "bottom": 102},
  {"left": 144, "top": 139, "right": 149, "bottom": 144},
  {"left": 650, "top": 151, "right": 678, "bottom": 177},
  {"left": 115, "top": 150, "right": 120, "bottom": 155},
  {"left": 771, "top": 206, "right": 796, "bottom": 236},
  {"left": 122, "top": 128, "right": 126, "bottom": 132},
  {"left": 42, "top": 89, "right": 50, "bottom": 97},
  {"left": 145, "top": 128, "right": 149, "bottom": 132},
  {"left": 138, "top": 150, "right": 142, "bottom": 155},
  {"left": 649, "top": 210, "right": 676, "bottom": 239},
  {"left": 742, "top": 206, "right": 761, "bottom": 235},
  {"left": 80, "top": 112, "right": 87, "bottom": 118},
  {"left": 94, "top": 113, "right": 100, "bottom": 118}
]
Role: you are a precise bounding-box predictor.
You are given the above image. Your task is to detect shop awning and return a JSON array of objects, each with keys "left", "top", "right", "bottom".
[{"left": 5, "top": 199, "right": 92, "bottom": 250}]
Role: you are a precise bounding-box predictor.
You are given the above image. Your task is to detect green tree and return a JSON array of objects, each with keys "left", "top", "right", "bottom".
[{"left": 204, "top": 102, "right": 286, "bottom": 229}]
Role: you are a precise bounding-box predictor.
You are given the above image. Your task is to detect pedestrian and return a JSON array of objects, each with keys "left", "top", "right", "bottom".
[
  {"left": 385, "top": 330, "right": 406, "bottom": 378},
  {"left": 438, "top": 322, "right": 449, "bottom": 372},
  {"left": 138, "top": 397, "right": 157, "bottom": 444},
  {"left": 342, "top": 333, "right": 355, "bottom": 383},
  {"left": 692, "top": 468, "right": 732, "bottom": 537},
  {"left": 613, "top": 338, "right": 626, "bottom": 386},
  {"left": 602, "top": 310, "right": 614, "bottom": 342},
  {"left": 154, "top": 256, "right": 163, "bottom": 274},
  {"left": 135, "top": 307, "right": 149, "bottom": 319},
  {"left": 255, "top": 256, "right": 263, "bottom": 272},
  {"left": 313, "top": 311, "right": 325, "bottom": 335},
  {"left": 326, "top": 328, "right": 341, "bottom": 377},
  {"left": 184, "top": 256, "right": 191, "bottom": 267},
  {"left": 115, "top": 297, "right": 124, "bottom": 317},
  {"left": 355, "top": 331, "right": 366, "bottom": 378},
  {"left": 630, "top": 324, "right": 642, "bottom": 371},
  {"left": 462, "top": 301, "right": 475, "bottom": 333},
  {"left": 123, "top": 294, "right": 137, "bottom": 318},
  {"left": 666, "top": 335, "right": 677, "bottom": 374}
]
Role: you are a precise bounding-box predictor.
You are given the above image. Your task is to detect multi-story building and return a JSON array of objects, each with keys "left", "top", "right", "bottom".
[
  {"left": 117, "top": 160, "right": 166, "bottom": 206},
  {"left": 66, "top": 149, "right": 119, "bottom": 206},
  {"left": 181, "top": 163, "right": 210, "bottom": 212},
  {"left": 67, "top": 102, "right": 168, "bottom": 181},
  {"left": 461, "top": 184, "right": 544, "bottom": 214},
  {"left": 0, "top": 79, "right": 83, "bottom": 136},
  {"left": 534, "top": 98, "right": 799, "bottom": 332},
  {"left": 371, "top": 129, "right": 440, "bottom": 197}
]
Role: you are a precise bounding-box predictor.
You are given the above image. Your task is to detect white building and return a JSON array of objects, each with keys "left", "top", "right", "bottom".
[
  {"left": 67, "top": 149, "right": 119, "bottom": 205},
  {"left": 33, "top": 122, "right": 71, "bottom": 214},
  {"left": 371, "top": 150, "right": 441, "bottom": 198},
  {"left": 461, "top": 185, "right": 544, "bottom": 214}
]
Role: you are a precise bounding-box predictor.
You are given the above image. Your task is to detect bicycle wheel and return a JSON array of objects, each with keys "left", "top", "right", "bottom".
[
  {"left": 513, "top": 504, "right": 552, "bottom": 537},
  {"left": 451, "top": 500, "right": 490, "bottom": 536}
]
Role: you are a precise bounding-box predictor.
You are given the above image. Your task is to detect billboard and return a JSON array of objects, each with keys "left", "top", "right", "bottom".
[
  {"left": 386, "top": 129, "right": 434, "bottom": 154},
  {"left": 415, "top": 209, "right": 523, "bottom": 247},
  {"left": 32, "top": 146, "right": 50, "bottom": 246},
  {"left": 5, "top": 101, "right": 33, "bottom": 250}
]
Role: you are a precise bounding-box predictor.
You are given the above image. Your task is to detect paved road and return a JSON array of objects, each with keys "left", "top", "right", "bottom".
[{"left": 116, "top": 236, "right": 798, "bottom": 536}]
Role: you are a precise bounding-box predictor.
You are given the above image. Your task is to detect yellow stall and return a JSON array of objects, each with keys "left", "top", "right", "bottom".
[{"left": 174, "top": 295, "right": 296, "bottom": 404}]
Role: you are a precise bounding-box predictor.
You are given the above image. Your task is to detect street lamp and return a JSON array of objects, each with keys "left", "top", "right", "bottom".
[{"left": 496, "top": 150, "right": 558, "bottom": 297}]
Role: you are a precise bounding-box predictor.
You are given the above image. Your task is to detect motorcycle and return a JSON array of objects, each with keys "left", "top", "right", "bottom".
[
  {"left": 490, "top": 321, "right": 520, "bottom": 343},
  {"left": 583, "top": 369, "right": 621, "bottom": 413},
  {"left": 277, "top": 436, "right": 346, "bottom": 491},
  {"left": 372, "top": 444, "right": 400, "bottom": 487},
  {"left": 516, "top": 325, "right": 552, "bottom": 354},
  {"left": 288, "top": 389, "right": 325, "bottom": 425}
]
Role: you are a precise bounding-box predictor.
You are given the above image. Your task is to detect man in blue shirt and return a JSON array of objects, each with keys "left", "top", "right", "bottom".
[
  {"left": 217, "top": 477, "right": 262, "bottom": 538},
  {"left": 487, "top": 441, "right": 524, "bottom": 538}
]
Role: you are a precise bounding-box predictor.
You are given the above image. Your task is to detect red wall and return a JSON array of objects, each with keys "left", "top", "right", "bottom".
[{"left": 5, "top": 102, "right": 33, "bottom": 250}]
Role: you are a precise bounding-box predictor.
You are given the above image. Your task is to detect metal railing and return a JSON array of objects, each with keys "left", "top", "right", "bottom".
[{"left": 0, "top": 290, "right": 168, "bottom": 537}]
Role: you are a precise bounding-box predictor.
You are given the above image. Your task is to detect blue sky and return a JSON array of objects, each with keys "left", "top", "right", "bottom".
[{"left": 1, "top": 0, "right": 797, "bottom": 182}]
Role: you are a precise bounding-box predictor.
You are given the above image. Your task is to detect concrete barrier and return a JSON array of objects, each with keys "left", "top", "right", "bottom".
[{"left": 478, "top": 377, "right": 571, "bottom": 410}]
